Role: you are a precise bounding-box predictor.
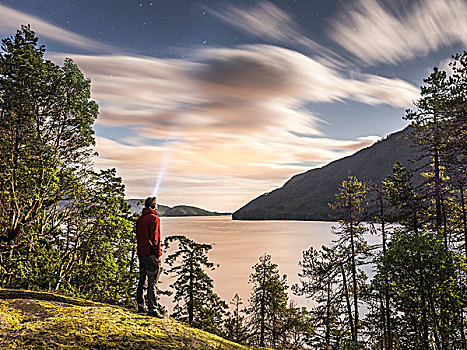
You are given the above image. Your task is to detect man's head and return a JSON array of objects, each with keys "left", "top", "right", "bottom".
[{"left": 144, "top": 196, "right": 157, "bottom": 210}]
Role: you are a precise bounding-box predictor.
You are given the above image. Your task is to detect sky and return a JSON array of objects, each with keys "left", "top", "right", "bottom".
[{"left": 0, "top": 0, "right": 466, "bottom": 211}]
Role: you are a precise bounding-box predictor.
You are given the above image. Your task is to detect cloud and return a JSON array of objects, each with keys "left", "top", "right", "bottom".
[
  {"left": 56, "top": 44, "right": 418, "bottom": 117},
  {"left": 94, "top": 134, "right": 380, "bottom": 211},
  {"left": 2, "top": 0, "right": 419, "bottom": 211},
  {"left": 208, "top": 1, "right": 345, "bottom": 66},
  {"left": 0, "top": 4, "right": 113, "bottom": 52},
  {"left": 49, "top": 45, "right": 417, "bottom": 210},
  {"left": 329, "top": 0, "right": 467, "bottom": 65}
]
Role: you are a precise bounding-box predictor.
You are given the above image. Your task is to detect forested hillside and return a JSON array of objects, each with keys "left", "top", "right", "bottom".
[{"left": 233, "top": 127, "right": 422, "bottom": 221}]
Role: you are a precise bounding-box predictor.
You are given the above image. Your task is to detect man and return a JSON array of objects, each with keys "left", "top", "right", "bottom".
[{"left": 136, "top": 196, "right": 162, "bottom": 317}]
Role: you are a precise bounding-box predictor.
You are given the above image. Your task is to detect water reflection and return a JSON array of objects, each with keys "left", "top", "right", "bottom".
[{"left": 158, "top": 216, "right": 335, "bottom": 311}]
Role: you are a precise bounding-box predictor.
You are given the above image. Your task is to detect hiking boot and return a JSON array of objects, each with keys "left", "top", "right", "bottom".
[{"left": 147, "top": 311, "right": 163, "bottom": 318}]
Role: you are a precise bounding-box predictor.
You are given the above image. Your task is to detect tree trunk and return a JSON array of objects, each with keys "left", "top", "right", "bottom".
[
  {"left": 379, "top": 296, "right": 385, "bottom": 350},
  {"left": 260, "top": 262, "right": 266, "bottom": 347},
  {"left": 325, "top": 279, "right": 331, "bottom": 348},
  {"left": 349, "top": 219, "right": 359, "bottom": 341},
  {"left": 461, "top": 187, "right": 467, "bottom": 256},
  {"left": 433, "top": 115, "right": 444, "bottom": 245},
  {"left": 340, "top": 261, "right": 355, "bottom": 341},
  {"left": 380, "top": 196, "right": 392, "bottom": 350},
  {"left": 188, "top": 252, "right": 194, "bottom": 325}
]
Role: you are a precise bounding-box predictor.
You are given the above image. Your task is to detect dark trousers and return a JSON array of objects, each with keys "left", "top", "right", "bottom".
[{"left": 136, "top": 255, "right": 160, "bottom": 312}]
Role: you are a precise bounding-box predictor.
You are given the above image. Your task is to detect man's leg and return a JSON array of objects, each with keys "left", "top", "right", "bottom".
[
  {"left": 136, "top": 257, "right": 147, "bottom": 312},
  {"left": 145, "top": 255, "right": 159, "bottom": 313}
]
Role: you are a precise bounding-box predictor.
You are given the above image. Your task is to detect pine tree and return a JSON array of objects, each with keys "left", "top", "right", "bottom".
[
  {"left": 246, "top": 254, "right": 289, "bottom": 348},
  {"left": 366, "top": 182, "right": 393, "bottom": 349},
  {"left": 224, "top": 293, "right": 249, "bottom": 344},
  {"left": 329, "top": 176, "right": 369, "bottom": 345},
  {"left": 293, "top": 245, "right": 350, "bottom": 348},
  {"left": 405, "top": 66, "right": 454, "bottom": 244},
  {"left": 381, "top": 229, "right": 466, "bottom": 349},
  {"left": 444, "top": 52, "right": 467, "bottom": 255},
  {"left": 163, "top": 235, "right": 227, "bottom": 335}
]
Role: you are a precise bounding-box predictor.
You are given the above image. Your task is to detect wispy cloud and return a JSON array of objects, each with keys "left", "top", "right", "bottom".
[
  {"left": 94, "top": 133, "right": 381, "bottom": 211},
  {"left": 0, "top": 4, "right": 114, "bottom": 52},
  {"left": 208, "top": 1, "right": 345, "bottom": 65},
  {"left": 50, "top": 45, "right": 418, "bottom": 209},
  {"left": 329, "top": 0, "right": 467, "bottom": 65},
  {"left": 1, "top": 3, "right": 421, "bottom": 210}
]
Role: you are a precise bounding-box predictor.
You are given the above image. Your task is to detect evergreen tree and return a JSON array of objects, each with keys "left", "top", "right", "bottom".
[
  {"left": 365, "top": 182, "right": 393, "bottom": 349},
  {"left": 405, "top": 65, "right": 455, "bottom": 244},
  {"left": 381, "top": 229, "right": 466, "bottom": 349},
  {"left": 279, "top": 303, "right": 314, "bottom": 350},
  {"left": 224, "top": 293, "right": 249, "bottom": 344},
  {"left": 383, "top": 161, "right": 424, "bottom": 233},
  {"left": 293, "top": 245, "right": 350, "bottom": 348},
  {"left": 246, "top": 254, "right": 289, "bottom": 348},
  {"left": 163, "top": 235, "right": 227, "bottom": 335},
  {"left": 444, "top": 52, "right": 467, "bottom": 254},
  {"left": 329, "top": 176, "right": 369, "bottom": 345}
]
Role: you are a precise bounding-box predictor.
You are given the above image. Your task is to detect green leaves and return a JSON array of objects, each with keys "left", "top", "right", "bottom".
[{"left": 0, "top": 27, "right": 135, "bottom": 307}]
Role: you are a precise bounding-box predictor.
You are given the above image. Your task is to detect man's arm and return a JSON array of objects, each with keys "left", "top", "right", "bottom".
[{"left": 151, "top": 216, "right": 161, "bottom": 258}]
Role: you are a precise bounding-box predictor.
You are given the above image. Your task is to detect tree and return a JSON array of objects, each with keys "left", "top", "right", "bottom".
[
  {"left": 0, "top": 27, "right": 137, "bottom": 308},
  {"left": 329, "top": 176, "right": 369, "bottom": 345},
  {"left": 293, "top": 245, "right": 351, "bottom": 348},
  {"left": 381, "top": 229, "right": 466, "bottom": 349},
  {"left": 224, "top": 293, "right": 249, "bottom": 344},
  {"left": 278, "top": 302, "right": 314, "bottom": 350},
  {"left": 384, "top": 161, "right": 424, "bottom": 233},
  {"left": 366, "top": 182, "right": 393, "bottom": 349},
  {"left": 404, "top": 62, "right": 465, "bottom": 246},
  {"left": 246, "top": 254, "right": 289, "bottom": 348},
  {"left": 163, "top": 235, "right": 227, "bottom": 335},
  {"left": 58, "top": 169, "right": 136, "bottom": 305},
  {"left": 443, "top": 52, "right": 467, "bottom": 254},
  {"left": 0, "top": 26, "right": 98, "bottom": 286}
]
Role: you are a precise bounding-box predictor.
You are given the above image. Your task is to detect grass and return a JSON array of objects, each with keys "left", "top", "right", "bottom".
[{"left": 0, "top": 289, "right": 264, "bottom": 350}]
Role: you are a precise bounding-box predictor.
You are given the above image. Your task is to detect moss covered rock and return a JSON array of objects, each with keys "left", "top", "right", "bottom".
[{"left": 0, "top": 289, "right": 262, "bottom": 350}]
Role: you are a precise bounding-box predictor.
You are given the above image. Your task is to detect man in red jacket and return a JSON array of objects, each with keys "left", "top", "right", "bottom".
[{"left": 136, "top": 196, "right": 162, "bottom": 317}]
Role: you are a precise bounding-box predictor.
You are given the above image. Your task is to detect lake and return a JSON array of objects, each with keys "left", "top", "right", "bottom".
[{"left": 157, "top": 215, "right": 337, "bottom": 311}]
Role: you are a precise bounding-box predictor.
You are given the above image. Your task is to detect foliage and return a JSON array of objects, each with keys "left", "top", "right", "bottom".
[
  {"left": 381, "top": 229, "right": 466, "bottom": 349},
  {"left": 293, "top": 245, "right": 352, "bottom": 348},
  {"left": 0, "top": 27, "right": 136, "bottom": 307},
  {"left": 329, "top": 176, "right": 369, "bottom": 345},
  {"left": 224, "top": 293, "right": 249, "bottom": 344},
  {"left": 246, "top": 253, "right": 313, "bottom": 349},
  {"left": 246, "top": 254, "right": 288, "bottom": 348},
  {"left": 0, "top": 25, "right": 97, "bottom": 251},
  {"left": 163, "top": 235, "right": 228, "bottom": 336}
]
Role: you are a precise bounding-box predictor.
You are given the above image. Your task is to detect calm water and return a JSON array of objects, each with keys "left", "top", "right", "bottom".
[{"left": 157, "top": 216, "right": 336, "bottom": 311}]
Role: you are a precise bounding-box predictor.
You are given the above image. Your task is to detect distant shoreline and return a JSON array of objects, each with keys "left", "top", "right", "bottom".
[{"left": 126, "top": 199, "right": 230, "bottom": 217}]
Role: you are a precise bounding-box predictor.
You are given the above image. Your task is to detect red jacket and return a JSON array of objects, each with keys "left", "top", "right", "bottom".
[{"left": 136, "top": 208, "right": 161, "bottom": 257}]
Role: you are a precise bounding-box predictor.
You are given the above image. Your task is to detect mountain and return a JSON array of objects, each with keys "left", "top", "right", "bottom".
[
  {"left": 233, "top": 127, "right": 423, "bottom": 221},
  {"left": 126, "top": 199, "right": 229, "bottom": 217}
]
